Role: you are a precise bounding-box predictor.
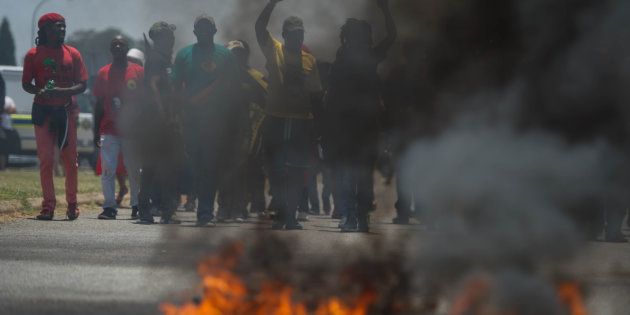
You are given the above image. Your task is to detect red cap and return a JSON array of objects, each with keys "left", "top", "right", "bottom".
[{"left": 38, "top": 13, "right": 65, "bottom": 29}]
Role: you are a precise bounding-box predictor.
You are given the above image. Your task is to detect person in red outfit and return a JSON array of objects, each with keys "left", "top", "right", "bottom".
[
  {"left": 22, "top": 13, "right": 88, "bottom": 220},
  {"left": 93, "top": 36, "right": 144, "bottom": 220}
]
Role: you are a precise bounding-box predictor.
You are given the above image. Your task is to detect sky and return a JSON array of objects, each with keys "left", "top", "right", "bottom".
[{"left": 1, "top": 0, "right": 375, "bottom": 68}]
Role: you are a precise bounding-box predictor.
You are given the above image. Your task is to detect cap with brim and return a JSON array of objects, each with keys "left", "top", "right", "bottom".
[
  {"left": 38, "top": 13, "right": 65, "bottom": 29},
  {"left": 226, "top": 40, "right": 245, "bottom": 51},
  {"left": 283, "top": 16, "right": 304, "bottom": 32},
  {"left": 149, "top": 21, "right": 176, "bottom": 39},
  {"left": 194, "top": 14, "right": 216, "bottom": 31},
  {"left": 127, "top": 48, "right": 145, "bottom": 64}
]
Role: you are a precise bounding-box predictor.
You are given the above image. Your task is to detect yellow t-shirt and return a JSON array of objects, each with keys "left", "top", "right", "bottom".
[{"left": 260, "top": 32, "right": 322, "bottom": 119}]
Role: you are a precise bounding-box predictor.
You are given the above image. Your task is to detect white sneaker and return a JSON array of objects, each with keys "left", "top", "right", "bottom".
[{"left": 297, "top": 212, "right": 309, "bottom": 222}]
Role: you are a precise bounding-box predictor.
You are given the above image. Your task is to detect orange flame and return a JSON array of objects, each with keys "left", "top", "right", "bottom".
[
  {"left": 449, "top": 276, "right": 589, "bottom": 315},
  {"left": 557, "top": 281, "right": 588, "bottom": 315},
  {"left": 161, "top": 242, "right": 377, "bottom": 315},
  {"left": 449, "top": 275, "right": 493, "bottom": 315}
]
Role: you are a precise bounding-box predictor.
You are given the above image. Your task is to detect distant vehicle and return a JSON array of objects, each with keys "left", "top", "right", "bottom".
[{"left": 0, "top": 66, "right": 97, "bottom": 168}]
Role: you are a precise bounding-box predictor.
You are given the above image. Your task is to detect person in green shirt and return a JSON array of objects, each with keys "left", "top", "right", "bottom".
[{"left": 172, "top": 14, "right": 239, "bottom": 227}]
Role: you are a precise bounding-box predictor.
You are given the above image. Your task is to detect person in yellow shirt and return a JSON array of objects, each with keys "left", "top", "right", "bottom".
[
  {"left": 255, "top": 0, "right": 323, "bottom": 230},
  {"left": 217, "top": 39, "right": 268, "bottom": 222}
]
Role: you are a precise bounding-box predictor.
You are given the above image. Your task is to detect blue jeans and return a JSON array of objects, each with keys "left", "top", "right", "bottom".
[{"left": 100, "top": 135, "right": 140, "bottom": 209}]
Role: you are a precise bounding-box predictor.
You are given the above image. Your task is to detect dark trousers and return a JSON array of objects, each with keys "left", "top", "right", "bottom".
[
  {"left": 263, "top": 116, "right": 316, "bottom": 226},
  {"left": 335, "top": 153, "right": 376, "bottom": 226},
  {"left": 183, "top": 115, "right": 225, "bottom": 222},
  {"left": 321, "top": 165, "right": 335, "bottom": 213},
  {"left": 395, "top": 171, "right": 415, "bottom": 219},
  {"left": 138, "top": 164, "right": 178, "bottom": 219},
  {"left": 247, "top": 157, "right": 267, "bottom": 213},
  {"left": 299, "top": 168, "right": 320, "bottom": 213},
  {"left": 217, "top": 163, "right": 247, "bottom": 219}
]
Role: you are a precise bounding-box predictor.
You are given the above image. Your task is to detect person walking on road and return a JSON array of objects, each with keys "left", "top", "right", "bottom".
[{"left": 93, "top": 36, "right": 144, "bottom": 220}]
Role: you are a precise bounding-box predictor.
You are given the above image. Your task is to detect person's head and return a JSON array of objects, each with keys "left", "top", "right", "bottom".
[
  {"left": 193, "top": 14, "right": 217, "bottom": 46},
  {"left": 282, "top": 16, "right": 304, "bottom": 52},
  {"left": 226, "top": 40, "right": 250, "bottom": 67},
  {"left": 149, "top": 21, "right": 176, "bottom": 55},
  {"left": 127, "top": 48, "right": 145, "bottom": 66},
  {"left": 110, "top": 35, "right": 130, "bottom": 62},
  {"left": 36, "top": 13, "right": 66, "bottom": 47},
  {"left": 340, "top": 18, "right": 373, "bottom": 49}
]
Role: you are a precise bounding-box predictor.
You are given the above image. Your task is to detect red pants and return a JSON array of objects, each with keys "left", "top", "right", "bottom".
[{"left": 34, "top": 110, "right": 78, "bottom": 211}]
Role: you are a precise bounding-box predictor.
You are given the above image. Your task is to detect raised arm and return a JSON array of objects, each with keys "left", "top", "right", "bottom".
[
  {"left": 374, "top": 0, "right": 397, "bottom": 59},
  {"left": 255, "top": 0, "right": 282, "bottom": 51}
]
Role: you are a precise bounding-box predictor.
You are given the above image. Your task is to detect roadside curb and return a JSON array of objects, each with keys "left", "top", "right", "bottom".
[{"left": 0, "top": 192, "right": 103, "bottom": 215}]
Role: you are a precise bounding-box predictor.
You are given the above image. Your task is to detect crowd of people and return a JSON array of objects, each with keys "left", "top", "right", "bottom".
[
  {"left": 20, "top": 0, "right": 416, "bottom": 233},
  {"left": 19, "top": 1, "right": 628, "bottom": 239}
]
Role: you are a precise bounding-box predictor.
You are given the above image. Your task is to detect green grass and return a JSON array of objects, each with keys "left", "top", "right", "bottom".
[{"left": 0, "top": 169, "right": 102, "bottom": 206}]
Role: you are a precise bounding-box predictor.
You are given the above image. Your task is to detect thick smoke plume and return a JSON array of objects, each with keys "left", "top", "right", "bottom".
[{"left": 390, "top": 0, "right": 630, "bottom": 312}]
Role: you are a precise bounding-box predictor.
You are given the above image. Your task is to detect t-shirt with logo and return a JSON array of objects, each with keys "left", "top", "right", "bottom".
[
  {"left": 22, "top": 45, "right": 88, "bottom": 106},
  {"left": 259, "top": 32, "right": 322, "bottom": 120},
  {"left": 93, "top": 62, "right": 144, "bottom": 136},
  {"left": 172, "top": 43, "right": 237, "bottom": 109}
]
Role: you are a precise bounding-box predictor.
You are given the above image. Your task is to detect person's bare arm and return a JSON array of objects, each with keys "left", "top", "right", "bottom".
[
  {"left": 22, "top": 82, "right": 87, "bottom": 99},
  {"left": 93, "top": 98, "right": 104, "bottom": 148},
  {"left": 22, "top": 82, "right": 41, "bottom": 95},
  {"left": 374, "top": 0, "right": 397, "bottom": 59},
  {"left": 255, "top": 0, "right": 283, "bottom": 51}
]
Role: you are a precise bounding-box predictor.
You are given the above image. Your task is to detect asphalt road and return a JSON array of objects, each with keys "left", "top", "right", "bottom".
[{"left": 0, "top": 205, "right": 629, "bottom": 315}]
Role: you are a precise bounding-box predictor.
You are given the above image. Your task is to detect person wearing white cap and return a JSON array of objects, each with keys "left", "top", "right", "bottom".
[{"left": 127, "top": 48, "right": 145, "bottom": 66}]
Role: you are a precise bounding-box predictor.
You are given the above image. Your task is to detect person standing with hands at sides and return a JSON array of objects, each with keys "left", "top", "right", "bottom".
[
  {"left": 22, "top": 13, "right": 88, "bottom": 221},
  {"left": 255, "top": 0, "right": 324, "bottom": 230},
  {"left": 172, "top": 15, "right": 239, "bottom": 227},
  {"left": 324, "top": 0, "right": 397, "bottom": 232},
  {"left": 93, "top": 36, "right": 144, "bottom": 220}
]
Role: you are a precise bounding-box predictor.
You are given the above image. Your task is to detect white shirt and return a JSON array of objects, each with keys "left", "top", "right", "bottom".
[{"left": 1, "top": 96, "right": 16, "bottom": 129}]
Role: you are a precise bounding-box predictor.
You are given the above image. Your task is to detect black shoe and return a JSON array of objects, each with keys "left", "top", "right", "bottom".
[
  {"left": 196, "top": 216, "right": 215, "bottom": 227},
  {"left": 160, "top": 217, "right": 181, "bottom": 224},
  {"left": 340, "top": 217, "right": 358, "bottom": 232},
  {"left": 331, "top": 210, "right": 341, "bottom": 219},
  {"left": 271, "top": 221, "right": 285, "bottom": 230},
  {"left": 36, "top": 210, "right": 54, "bottom": 221},
  {"left": 98, "top": 208, "right": 117, "bottom": 220},
  {"left": 604, "top": 234, "right": 628, "bottom": 243},
  {"left": 131, "top": 206, "right": 139, "bottom": 220},
  {"left": 66, "top": 203, "right": 80, "bottom": 221},
  {"left": 392, "top": 216, "right": 410, "bottom": 225},
  {"left": 285, "top": 222, "right": 303, "bottom": 230},
  {"left": 137, "top": 216, "right": 154, "bottom": 224}
]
